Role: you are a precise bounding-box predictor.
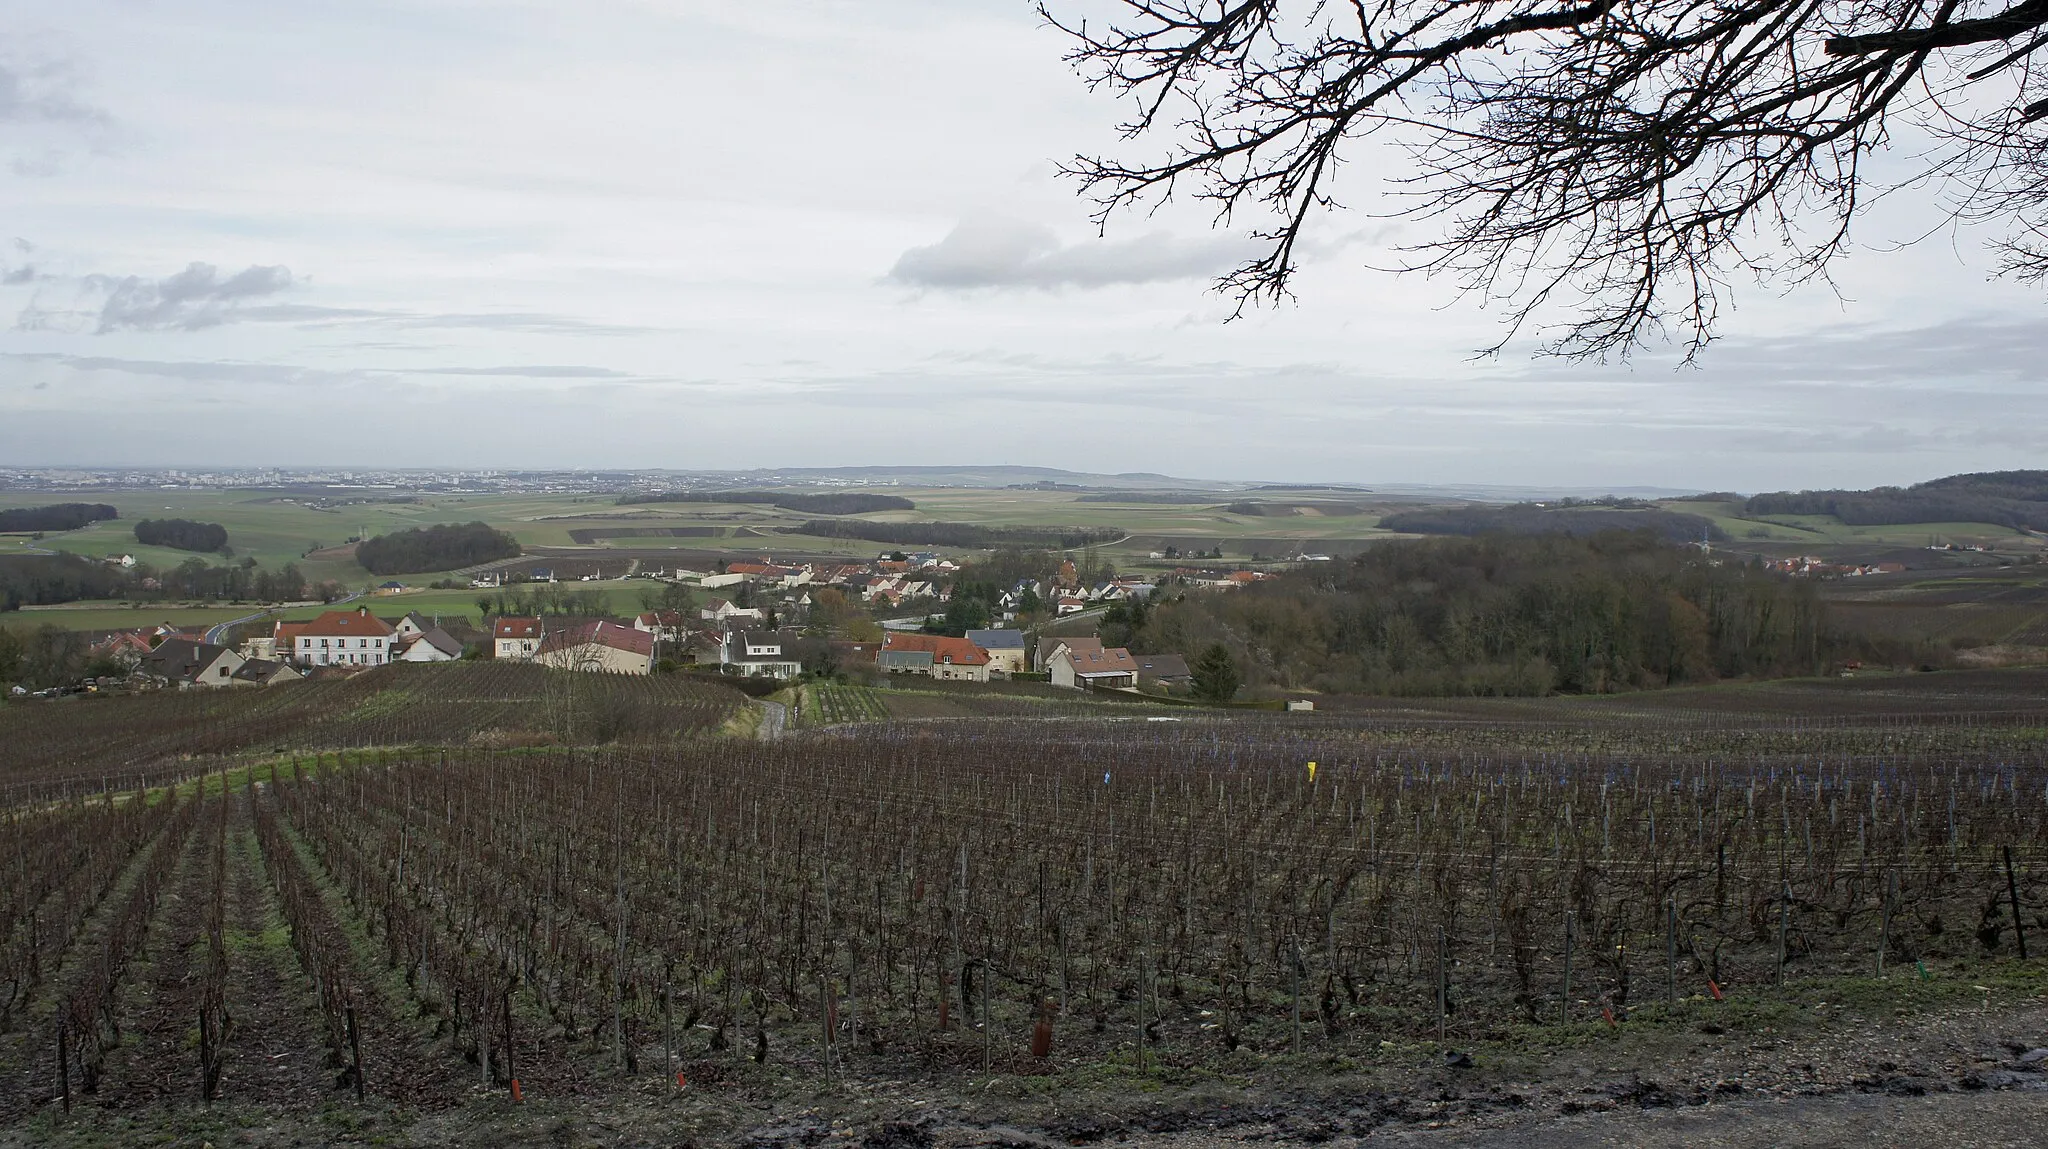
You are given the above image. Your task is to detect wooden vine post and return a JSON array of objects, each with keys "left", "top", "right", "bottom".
[
  {"left": 1561, "top": 911, "right": 1573, "bottom": 1025},
  {"left": 2005, "top": 846, "right": 2028, "bottom": 960},
  {"left": 346, "top": 1004, "right": 365, "bottom": 1102}
]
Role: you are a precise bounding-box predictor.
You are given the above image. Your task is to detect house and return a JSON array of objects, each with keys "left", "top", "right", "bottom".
[
  {"left": 395, "top": 627, "right": 464, "bottom": 662},
  {"left": 721, "top": 630, "right": 803, "bottom": 679},
  {"left": 963, "top": 629, "right": 1028, "bottom": 676},
  {"left": 392, "top": 612, "right": 434, "bottom": 640},
  {"left": 534, "top": 620, "right": 655, "bottom": 674},
  {"left": 879, "top": 633, "right": 991, "bottom": 682},
  {"left": 139, "top": 638, "right": 246, "bottom": 688},
  {"left": 272, "top": 620, "right": 311, "bottom": 660},
  {"left": 1044, "top": 638, "right": 1140, "bottom": 690},
  {"left": 700, "top": 598, "right": 767, "bottom": 625},
  {"left": 231, "top": 658, "right": 304, "bottom": 686},
  {"left": 292, "top": 607, "right": 398, "bottom": 668},
  {"left": 633, "top": 610, "right": 690, "bottom": 642},
  {"left": 376, "top": 580, "right": 407, "bottom": 596},
  {"left": 1055, "top": 595, "right": 1087, "bottom": 616},
  {"left": 89, "top": 631, "right": 155, "bottom": 667},
  {"left": 1134, "top": 653, "right": 1192, "bottom": 690},
  {"left": 677, "top": 631, "right": 725, "bottom": 666},
  {"left": 494, "top": 617, "right": 544, "bottom": 661}
]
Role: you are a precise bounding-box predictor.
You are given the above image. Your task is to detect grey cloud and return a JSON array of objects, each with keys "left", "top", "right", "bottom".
[
  {"left": 0, "top": 58, "right": 110, "bottom": 127},
  {"left": 88, "top": 262, "right": 294, "bottom": 332},
  {"left": 887, "top": 216, "right": 1254, "bottom": 290},
  {"left": 2, "top": 352, "right": 636, "bottom": 386},
  {"left": 2, "top": 264, "right": 35, "bottom": 284}
]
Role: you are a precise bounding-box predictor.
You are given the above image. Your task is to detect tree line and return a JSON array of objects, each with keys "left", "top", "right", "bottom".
[
  {"left": 1380, "top": 502, "right": 1723, "bottom": 543},
  {"left": 0, "top": 503, "right": 118, "bottom": 533},
  {"left": 0, "top": 552, "right": 323, "bottom": 612},
  {"left": 355, "top": 522, "right": 520, "bottom": 576},
  {"left": 617, "top": 490, "right": 915, "bottom": 514},
  {"left": 791, "top": 520, "right": 1123, "bottom": 550},
  {"left": 1109, "top": 532, "right": 1849, "bottom": 697},
  {"left": 133, "top": 518, "right": 228, "bottom": 553}
]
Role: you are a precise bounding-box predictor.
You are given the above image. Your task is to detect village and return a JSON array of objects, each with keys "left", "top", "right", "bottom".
[{"left": 57, "top": 550, "right": 1275, "bottom": 698}]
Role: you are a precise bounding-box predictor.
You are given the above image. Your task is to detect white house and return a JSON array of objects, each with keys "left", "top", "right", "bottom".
[
  {"left": 294, "top": 607, "right": 397, "bottom": 668},
  {"left": 494, "top": 617, "right": 544, "bottom": 661},
  {"left": 721, "top": 630, "right": 803, "bottom": 679}
]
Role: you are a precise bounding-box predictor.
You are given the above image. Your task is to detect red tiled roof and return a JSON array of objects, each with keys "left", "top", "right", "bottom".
[
  {"left": 881, "top": 632, "right": 989, "bottom": 666},
  {"left": 494, "top": 617, "right": 542, "bottom": 639},
  {"left": 1057, "top": 640, "right": 1138, "bottom": 675},
  {"left": 296, "top": 609, "right": 397, "bottom": 639}
]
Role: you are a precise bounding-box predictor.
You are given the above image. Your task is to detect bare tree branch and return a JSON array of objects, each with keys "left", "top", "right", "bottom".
[{"left": 1044, "top": 0, "right": 2048, "bottom": 358}]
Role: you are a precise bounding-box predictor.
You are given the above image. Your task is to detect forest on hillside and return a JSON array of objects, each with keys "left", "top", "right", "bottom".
[
  {"left": 1743, "top": 470, "right": 2048, "bottom": 530},
  {"left": 355, "top": 522, "right": 520, "bottom": 576},
  {"left": 1106, "top": 533, "right": 1856, "bottom": 696}
]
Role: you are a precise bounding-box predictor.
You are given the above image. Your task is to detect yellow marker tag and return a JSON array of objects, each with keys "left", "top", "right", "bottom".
[{"left": 1307, "top": 761, "right": 1317, "bottom": 783}]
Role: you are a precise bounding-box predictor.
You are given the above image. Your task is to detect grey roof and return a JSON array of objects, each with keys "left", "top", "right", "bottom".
[
  {"left": 232, "top": 658, "right": 300, "bottom": 682},
  {"left": 140, "top": 638, "right": 228, "bottom": 682},
  {"left": 964, "top": 628, "right": 1026, "bottom": 650},
  {"left": 878, "top": 649, "right": 934, "bottom": 670},
  {"left": 417, "top": 627, "right": 464, "bottom": 658},
  {"left": 1135, "top": 653, "right": 1192, "bottom": 679}
]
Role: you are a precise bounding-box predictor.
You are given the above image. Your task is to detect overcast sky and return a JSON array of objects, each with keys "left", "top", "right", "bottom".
[{"left": 2, "top": 0, "right": 2044, "bottom": 491}]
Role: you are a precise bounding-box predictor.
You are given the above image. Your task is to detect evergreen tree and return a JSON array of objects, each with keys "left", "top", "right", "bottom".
[{"left": 1190, "top": 643, "right": 1239, "bottom": 703}]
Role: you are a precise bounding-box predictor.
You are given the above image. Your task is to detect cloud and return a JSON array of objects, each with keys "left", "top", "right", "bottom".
[
  {"left": 886, "top": 216, "right": 1253, "bottom": 290},
  {"left": 0, "top": 58, "right": 110, "bottom": 128},
  {"left": 1, "top": 352, "right": 637, "bottom": 386},
  {"left": 2, "top": 264, "right": 35, "bottom": 285},
  {"left": 83, "top": 263, "right": 294, "bottom": 332},
  {"left": 230, "top": 304, "right": 654, "bottom": 335}
]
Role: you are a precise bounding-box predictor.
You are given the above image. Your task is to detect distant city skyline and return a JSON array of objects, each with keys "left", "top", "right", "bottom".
[{"left": 3, "top": 2, "right": 2044, "bottom": 491}]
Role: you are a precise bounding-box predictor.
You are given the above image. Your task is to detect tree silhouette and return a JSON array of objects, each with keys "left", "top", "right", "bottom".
[{"left": 1045, "top": 0, "right": 2048, "bottom": 357}]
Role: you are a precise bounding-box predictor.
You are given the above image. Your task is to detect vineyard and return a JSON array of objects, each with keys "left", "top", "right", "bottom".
[
  {"left": 2, "top": 669, "right": 2045, "bottom": 1137},
  {"left": 0, "top": 662, "right": 747, "bottom": 800}
]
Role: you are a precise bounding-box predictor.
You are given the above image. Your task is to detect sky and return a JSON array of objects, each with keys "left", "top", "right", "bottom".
[{"left": 1, "top": 0, "right": 2045, "bottom": 492}]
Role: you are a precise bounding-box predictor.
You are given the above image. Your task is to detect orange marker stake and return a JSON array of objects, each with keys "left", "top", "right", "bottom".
[
  {"left": 676, "top": 1072, "right": 687, "bottom": 1090},
  {"left": 510, "top": 1078, "right": 523, "bottom": 1103},
  {"left": 1708, "top": 980, "right": 1724, "bottom": 1001},
  {"left": 1602, "top": 1007, "right": 1616, "bottom": 1028}
]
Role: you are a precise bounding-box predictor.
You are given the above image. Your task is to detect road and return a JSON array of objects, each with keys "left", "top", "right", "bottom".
[{"left": 203, "top": 591, "right": 361, "bottom": 647}]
